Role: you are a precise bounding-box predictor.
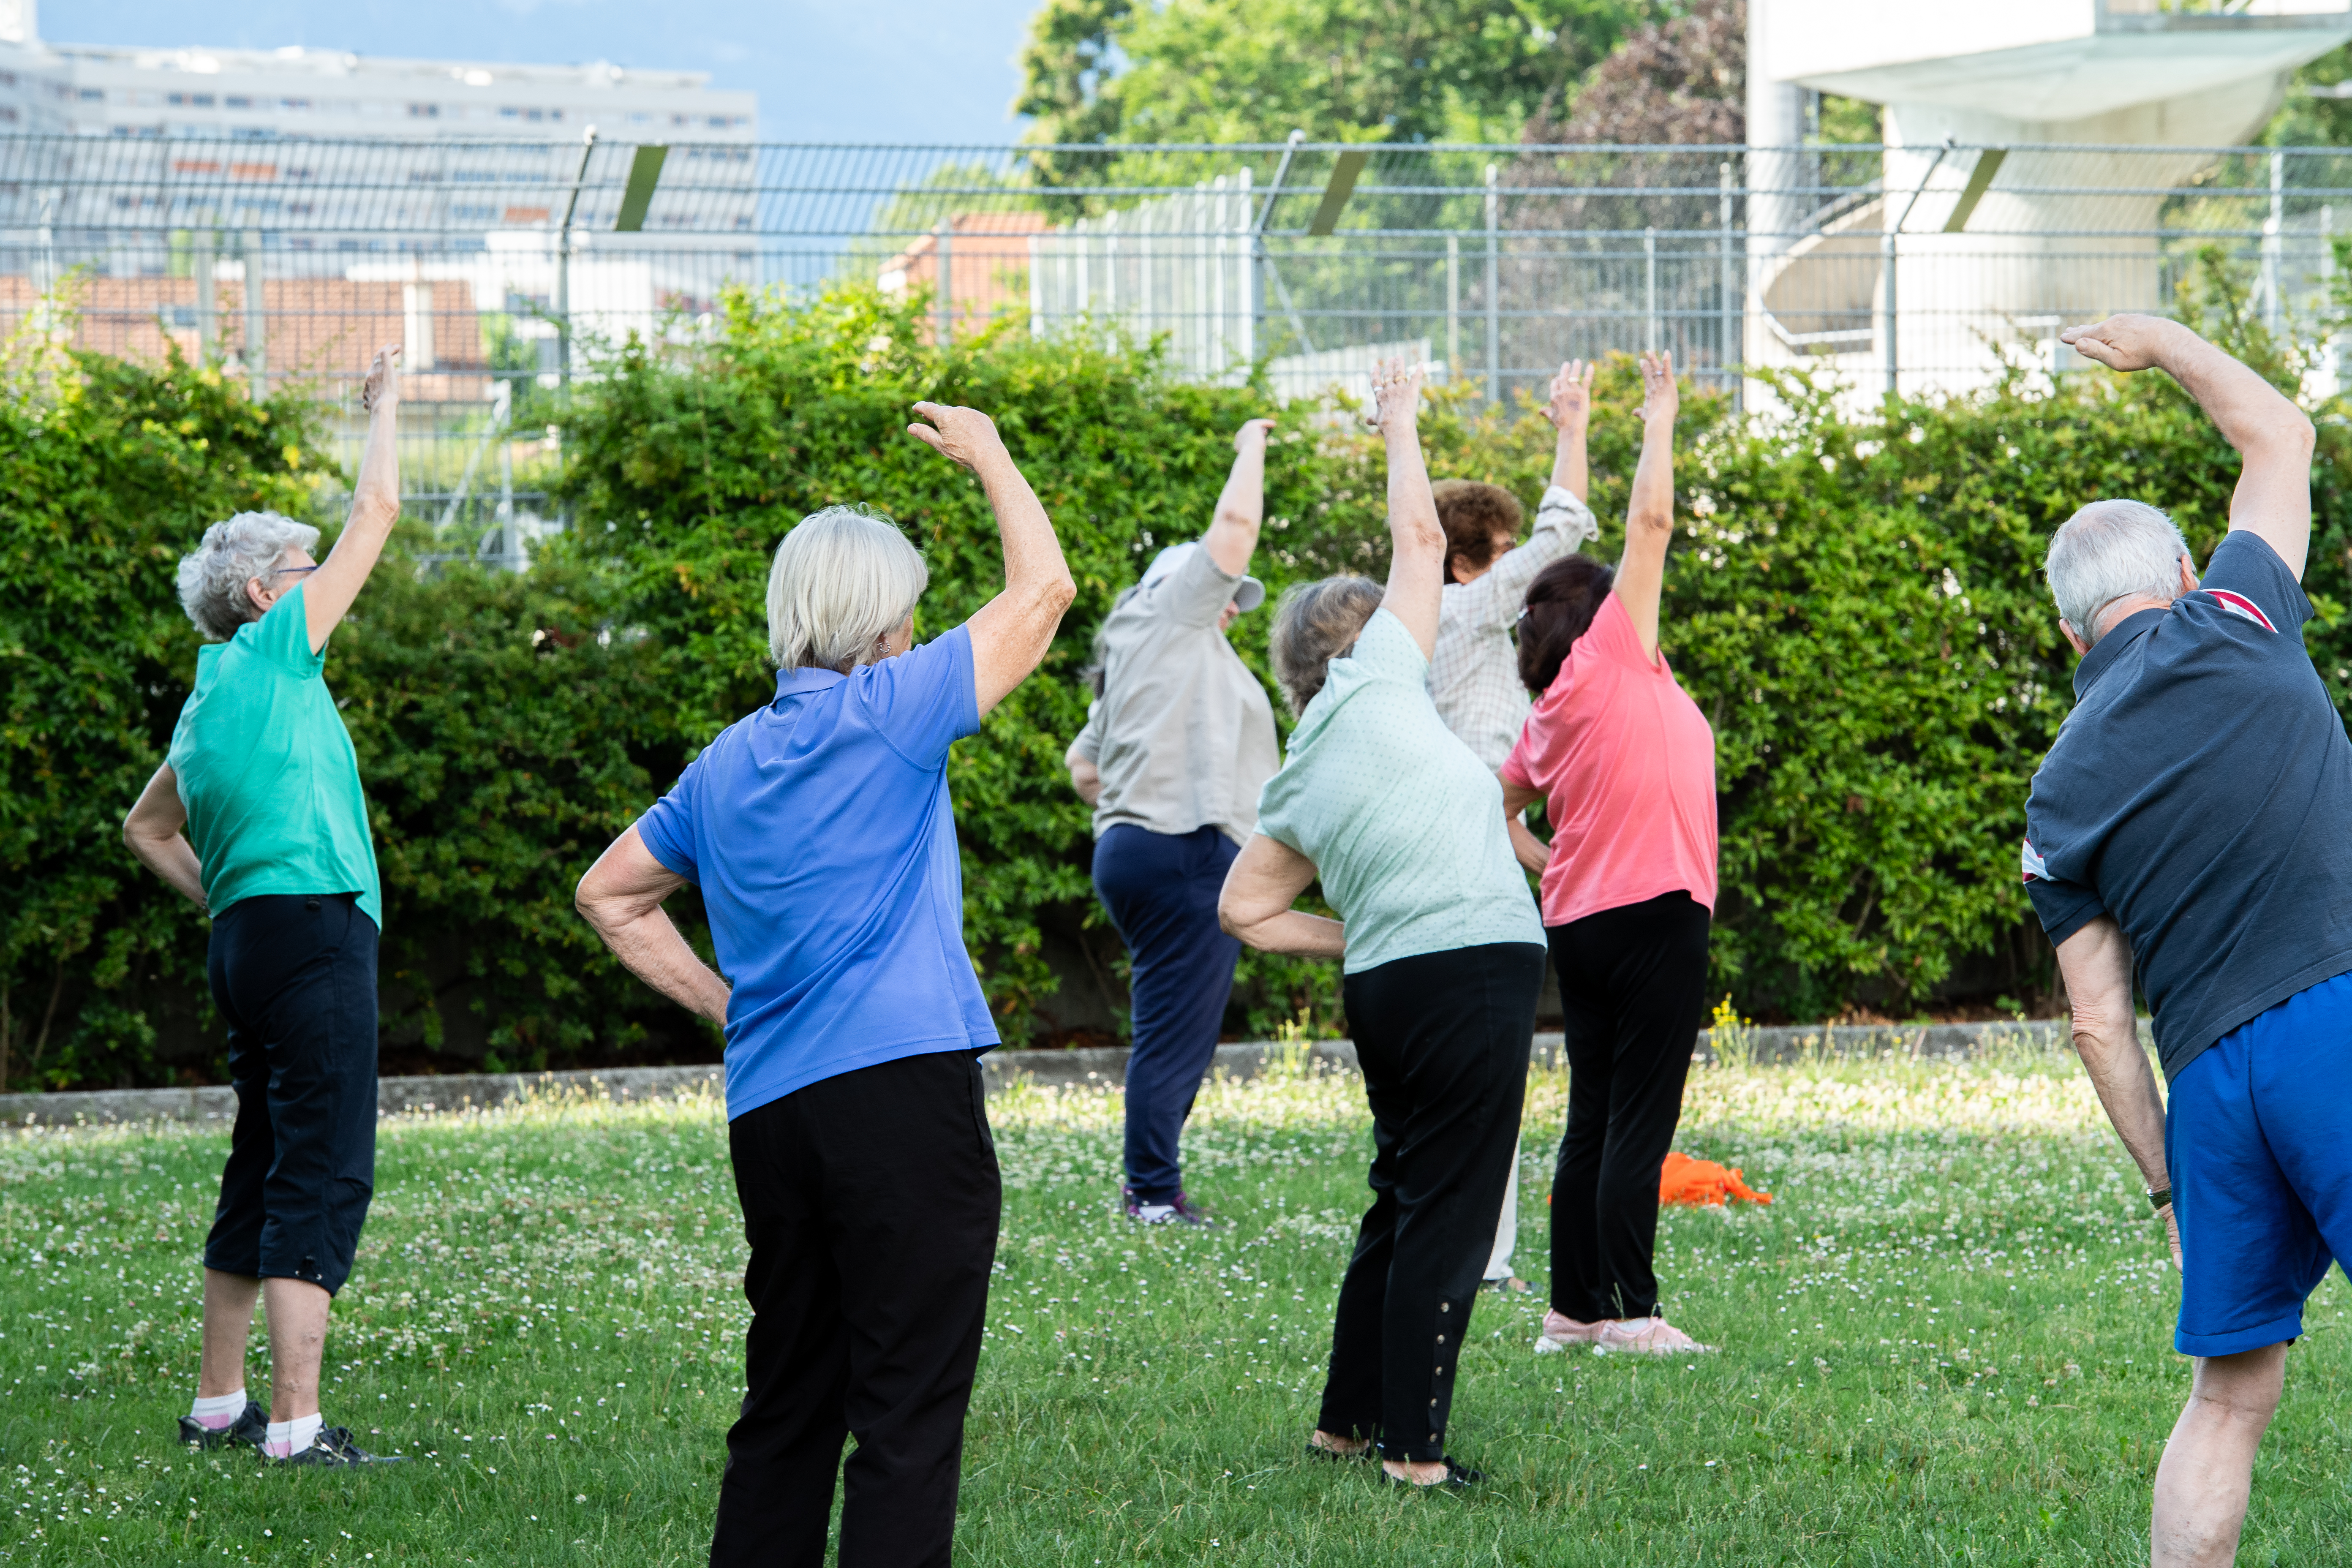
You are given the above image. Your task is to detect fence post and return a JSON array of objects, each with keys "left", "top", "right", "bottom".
[
  {"left": 1028, "top": 232, "right": 1043, "bottom": 339},
  {"left": 1234, "top": 169, "right": 1252, "bottom": 370},
  {"left": 935, "top": 219, "right": 953, "bottom": 349},
  {"left": 242, "top": 227, "right": 266, "bottom": 401},
  {"left": 1484, "top": 163, "right": 1499, "bottom": 405},
  {"left": 1644, "top": 225, "right": 1658, "bottom": 353},
  {"left": 1211, "top": 176, "right": 1227, "bottom": 378},
  {"left": 1881, "top": 226, "right": 1897, "bottom": 397},
  {"left": 2326, "top": 204, "right": 2341, "bottom": 395},
  {"left": 1447, "top": 232, "right": 1460, "bottom": 370},
  {"left": 1718, "top": 161, "right": 1736, "bottom": 403},
  {"left": 556, "top": 127, "right": 596, "bottom": 395},
  {"left": 193, "top": 227, "right": 216, "bottom": 364},
  {"left": 2264, "top": 148, "right": 2284, "bottom": 339}
]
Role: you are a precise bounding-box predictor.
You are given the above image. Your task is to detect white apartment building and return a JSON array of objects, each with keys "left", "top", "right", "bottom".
[
  {"left": 0, "top": 0, "right": 761, "bottom": 405},
  {"left": 0, "top": 0, "right": 754, "bottom": 144}
]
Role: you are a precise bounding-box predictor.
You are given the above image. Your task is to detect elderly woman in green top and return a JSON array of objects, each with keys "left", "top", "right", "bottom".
[
  {"left": 1219, "top": 359, "right": 1545, "bottom": 1491},
  {"left": 122, "top": 344, "right": 403, "bottom": 1468}
]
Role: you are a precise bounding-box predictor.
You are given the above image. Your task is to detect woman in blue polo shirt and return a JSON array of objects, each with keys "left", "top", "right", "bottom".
[{"left": 574, "top": 400, "right": 1075, "bottom": 1568}]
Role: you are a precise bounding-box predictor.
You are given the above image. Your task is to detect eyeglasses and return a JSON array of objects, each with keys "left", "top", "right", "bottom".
[{"left": 268, "top": 565, "right": 320, "bottom": 580}]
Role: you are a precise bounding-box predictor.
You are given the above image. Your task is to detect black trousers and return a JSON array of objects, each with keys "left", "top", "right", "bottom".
[
  {"left": 1092, "top": 823, "right": 1243, "bottom": 1204},
  {"left": 202, "top": 892, "right": 379, "bottom": 1296},
  {"left": 1320, "top": 942, "right": 1542, "bottom": 1463},
  {"left": 1547, "top": 891, "right": 1712, "bottom": 1323},
  {"left": 711, "top": 1049, "right": 1001, "bottom": 1568}
]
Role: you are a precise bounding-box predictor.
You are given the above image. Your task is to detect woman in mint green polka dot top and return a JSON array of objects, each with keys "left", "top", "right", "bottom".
[{"left": 1216, "top": 359, "right": 1545, "bottom": 1492}]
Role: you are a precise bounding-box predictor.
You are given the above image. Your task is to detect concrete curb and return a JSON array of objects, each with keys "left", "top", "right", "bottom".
[{"left": 0, "top": 1019, "right": 2077, "bottom": 1130}]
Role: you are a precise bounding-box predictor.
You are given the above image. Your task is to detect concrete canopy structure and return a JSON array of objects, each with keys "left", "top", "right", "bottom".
[
  {"left": 1746, "top": 0, "right": 2352, "bottom": 397},
  {"left": 1772, "top": 0, "right": 2352, "bottom": 129}
]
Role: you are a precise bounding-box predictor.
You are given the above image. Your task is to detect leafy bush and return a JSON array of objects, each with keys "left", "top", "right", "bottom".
[
  {"left": 0, "top": 344, "right": 324, "bottom": 1089},
  {"left": 12, "top": 259, "right": 2348, "bottom": 1089},
  {"left": 546, "top": 286, "right": 1367, "bottom": 1041}
]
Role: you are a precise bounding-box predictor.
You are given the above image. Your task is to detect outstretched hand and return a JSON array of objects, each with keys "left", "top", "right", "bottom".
[
  {"left": 2059, "top": 313, "right": 2177, "bottom": 373},
  {"left": 908, "top": 401, "right": 1007, "bottom": 471},
  {"left": 359, "top": 343, "right": 401, "bottom": 415},
  {"left": 1366, "top": 356, "right": 1424, "bottom": 435},
  {"left": 1635, "top": 349, "right": 1677, "bottom": 428},
  {"left": 1233, "top": 416, "right": 1275, "bottom": 452},
  {"left": 1542, "top": 359, "right": 1596, "bottom": 432}
]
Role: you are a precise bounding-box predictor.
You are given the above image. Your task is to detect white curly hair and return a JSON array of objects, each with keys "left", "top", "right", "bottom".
[{"left": 174, "top": 512, "right": 320, "bottom": 642}]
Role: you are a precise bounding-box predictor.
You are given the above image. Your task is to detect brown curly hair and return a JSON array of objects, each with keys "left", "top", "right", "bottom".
[{"left": 1432, "top": 480, "right": 1524, "bottom": 584}]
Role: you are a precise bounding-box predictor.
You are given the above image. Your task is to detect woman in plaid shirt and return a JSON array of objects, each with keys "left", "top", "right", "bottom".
[{"left": 1425, "top": 358, "right": 1597, "bottom": 1291}]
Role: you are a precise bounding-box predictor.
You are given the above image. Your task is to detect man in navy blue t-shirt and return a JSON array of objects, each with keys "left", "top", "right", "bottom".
[{"left": 2026, "top": 313, "right": 2347, "bottom": 1566}]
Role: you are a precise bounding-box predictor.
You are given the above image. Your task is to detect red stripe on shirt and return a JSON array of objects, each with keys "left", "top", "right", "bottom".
[{"left": 2201, "top": 588, "right": 2277, "bottom": 633}]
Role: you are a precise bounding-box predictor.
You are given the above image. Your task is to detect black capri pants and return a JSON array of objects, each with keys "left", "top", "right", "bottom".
[
  {"left": 1546, "top": 890, "right": 1712, "bottom": 1323},
  {"left": 202, "top": 892, "right": 380, "bottom": 1296},
  {"left": 1320, "top": 941, "right": 1543, "bottom": 1464}
]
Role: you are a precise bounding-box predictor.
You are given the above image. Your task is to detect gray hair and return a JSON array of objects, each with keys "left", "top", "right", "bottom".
[
  {"left": 174, "top": 511, "right": 320, "bottom": 642},
  {"left": 1270, "top": 575, "right": 1383, "bottom": 716},
  {"left": 766, "top": 504, "right": 929, "bottom": 671},
  {"left": 2044, "top": 499, "right": 2193, "bottom": 646}
]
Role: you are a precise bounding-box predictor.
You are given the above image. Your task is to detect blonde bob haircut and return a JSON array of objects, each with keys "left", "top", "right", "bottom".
[{"left": 766, "top": 504, "right": 930, "bottom": 672}]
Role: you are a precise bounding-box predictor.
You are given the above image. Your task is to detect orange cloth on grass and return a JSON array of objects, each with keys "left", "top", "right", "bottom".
[{"left": 1658, "top": 1151, "right": 1772, "bottom": 1207}]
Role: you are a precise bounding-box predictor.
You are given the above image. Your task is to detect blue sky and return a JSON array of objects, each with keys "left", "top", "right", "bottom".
[{"left": 43, "top": 0, "right": 1044, "bottom": 143}]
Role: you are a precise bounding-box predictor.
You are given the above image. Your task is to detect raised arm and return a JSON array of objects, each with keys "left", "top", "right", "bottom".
[
  {"left": 1613, "top": 350, "right": 1680, "bottom": 663},
  {"left": 1202, "top": 417, "right": 1275, "bottom": 576},
  {"left": 1544, "top": 359, "right": 1595, "bottom": 504},
  {"left": 122, "top": 763, "right": 207, "bottom": 912},
  {"left": 2061, "top": 314, "right": 2315, "bottom": 578},
  {"left": 1369, "top": 359, "right": 1444, "bottom": 656},
  {"left": 303, "top": 345, "right": 401, "bottom": 654},
  {"left": 575, "top": 826, "right": 732, "bottom": 1026},
  {"left": 1480, "top": 361, "right": 1601, "bottom": 613},
  {"left": 909, "top": 401, "right": 1078, "bottom": 717},
  {"left": 2054, "top": 913, "right": 2180, "bottom": 1267},
  {"left": 1217, "top": 834, "right": 1344, "bottom": 958}
]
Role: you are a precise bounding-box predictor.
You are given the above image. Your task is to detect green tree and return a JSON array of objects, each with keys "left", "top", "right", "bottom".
[
  {"left": 2261, "top": 42, "right": 2352, "bottom": 147},
  {"left": 1015, "top": 0, "right": 1650, "bottom": 147}
]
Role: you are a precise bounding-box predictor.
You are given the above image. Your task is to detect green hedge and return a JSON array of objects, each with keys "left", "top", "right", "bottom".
[{"left": 7, "top": 264, "right": 2347, "bottom": 1089}]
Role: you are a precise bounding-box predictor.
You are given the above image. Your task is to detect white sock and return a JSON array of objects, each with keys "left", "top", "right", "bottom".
[
  {"left": 189, "top": 1389, "right": 248, "bottom": 1429},
  {"left": 262, "top": 1413, "right": 323, "bottom": 1458}
]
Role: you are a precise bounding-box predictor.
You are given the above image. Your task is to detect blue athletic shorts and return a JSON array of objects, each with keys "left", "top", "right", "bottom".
[{"left": 2165, "top": 967, "right": 2352, "bottom": 1357}]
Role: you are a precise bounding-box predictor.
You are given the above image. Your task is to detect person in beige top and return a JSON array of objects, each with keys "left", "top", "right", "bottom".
[{"left": 1065, "top": 419, "right": 1282, "bottom": 1225}]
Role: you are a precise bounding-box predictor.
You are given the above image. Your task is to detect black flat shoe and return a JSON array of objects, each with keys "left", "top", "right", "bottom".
[
  {"left": 1380, "top": 1456, "right": 1483, "bottom": 1490},
  {"left": 178, "top": 1401, "right": 267, "bottom": 1451},
  {"left": 270, "top": 1426, "right": 406, "bottom": 1467}
]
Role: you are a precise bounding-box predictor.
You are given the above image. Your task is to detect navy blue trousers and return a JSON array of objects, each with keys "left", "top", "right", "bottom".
[{"left": 1091, "top": 824, "right": 1241, "bottom": 1204}]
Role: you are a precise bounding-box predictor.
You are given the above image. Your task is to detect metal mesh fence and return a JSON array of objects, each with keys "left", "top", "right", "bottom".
[{"left": 0, "top": 135, "right": 2345, "bottom": 559}]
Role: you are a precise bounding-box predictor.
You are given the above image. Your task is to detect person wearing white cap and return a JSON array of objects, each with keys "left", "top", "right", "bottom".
[{"left": 1066, "top": 418, "right": 1280, "bottom": 1224}]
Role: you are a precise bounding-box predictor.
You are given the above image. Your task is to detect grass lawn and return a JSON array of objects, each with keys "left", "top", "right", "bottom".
[{"left": 2, "top": 1045, "right": 2348, "bottom": 1565}]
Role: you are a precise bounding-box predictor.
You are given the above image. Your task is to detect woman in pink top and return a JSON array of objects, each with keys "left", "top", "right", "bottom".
[{"left": 1500, "top": 350, "right": 1719, "bottom": 1358}]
